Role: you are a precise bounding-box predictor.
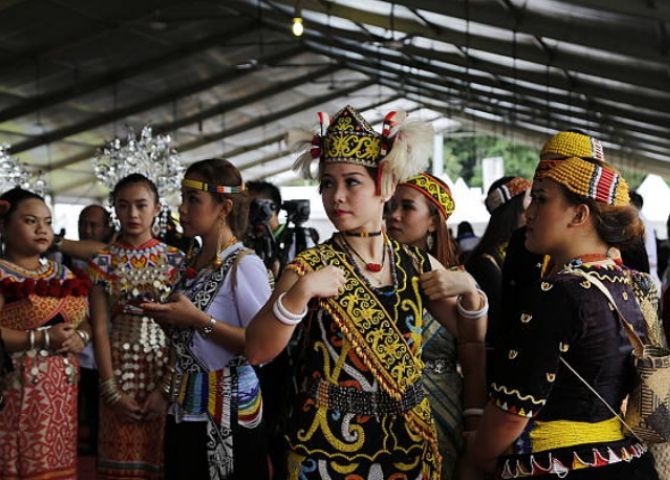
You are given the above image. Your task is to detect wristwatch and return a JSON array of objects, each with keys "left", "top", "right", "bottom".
[{"left": 201, "top": 316, "right": 216, "bottom": 336}]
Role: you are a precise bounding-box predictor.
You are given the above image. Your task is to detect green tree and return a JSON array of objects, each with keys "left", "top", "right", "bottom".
[
  {"left": 442, "top": 135, "right": 537, "bottom": 187},
  {"left": 441, "top": 134, "right": 658, "bottom": 190}
]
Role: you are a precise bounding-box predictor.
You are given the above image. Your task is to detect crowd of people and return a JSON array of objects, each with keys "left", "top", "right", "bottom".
[{"left": 0, "top": 105, "right": 668, "bottom": 480}]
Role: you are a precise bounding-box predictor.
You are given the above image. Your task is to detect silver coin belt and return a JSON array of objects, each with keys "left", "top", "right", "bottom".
[{"left": 14, "top": 344, "right": 77, "bottom": 386}]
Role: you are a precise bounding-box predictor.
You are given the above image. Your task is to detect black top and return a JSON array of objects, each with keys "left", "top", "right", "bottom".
[
  {"left": 492, "top": 260, "right": 645, "bottom": 420},
  {"left": 491, "top": 260, "right": 645, "bottom": 453},
  {"left": 466, "top": 247, "right": 504, "bottom": 346}
]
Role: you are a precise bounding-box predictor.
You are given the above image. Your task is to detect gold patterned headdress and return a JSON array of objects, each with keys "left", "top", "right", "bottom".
[
  {"left": 402, "top": 172, "right": 455, "bottom": 220},
  {"left": 543, "top": 157, "right": 629, "bottom": 206},
  {"left": 535, "top": 131, "right": 605, "bottom": 181},
  {"left": 288, "top": 105, "right": 433, "bottom": 197},
  {"left": 485, "top": 177, "right": 531, "bottom": 214}
]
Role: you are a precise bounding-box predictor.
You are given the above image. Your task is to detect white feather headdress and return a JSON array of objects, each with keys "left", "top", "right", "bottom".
[{"left": 286, "top": 105, "right": 433, "bottom": 197}]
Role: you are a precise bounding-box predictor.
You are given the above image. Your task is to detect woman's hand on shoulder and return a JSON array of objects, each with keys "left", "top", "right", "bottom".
[
  {"left": 140, "top": 293, "right": 206, "bottom": 329},
  {"left": 420, "top": 261, "right": 477, "bottom": 301}
]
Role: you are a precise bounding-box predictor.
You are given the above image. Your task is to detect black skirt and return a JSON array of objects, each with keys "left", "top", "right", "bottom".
[{"left": 164, "top": 414, "right": 269, "bottom": 480}]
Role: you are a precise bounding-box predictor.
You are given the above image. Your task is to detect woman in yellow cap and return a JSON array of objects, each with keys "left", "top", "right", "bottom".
[
  {"left": 386, "top": 172, "right": 487, "bottom": 479},
  {"left": 461, "top": 157, "right": 657, "bottom": 479}
]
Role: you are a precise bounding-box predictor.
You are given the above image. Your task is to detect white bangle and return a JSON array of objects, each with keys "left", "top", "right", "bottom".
[
  {"left": 463, "top": 408, "right": 484, "bottom": 417},
  {"left": 28, "top": 330, "right": 36, "bottom": 350},
  {"left": 272, "top": 292, "right": 308, "bottom": 326},
  {"left": 457, "top": 288, "right": 488, "bottom": 320}
]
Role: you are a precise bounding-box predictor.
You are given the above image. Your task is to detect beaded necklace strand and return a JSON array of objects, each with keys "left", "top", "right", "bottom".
[{"left": 340, "top": 234, "right": 386, "bottom": 272}]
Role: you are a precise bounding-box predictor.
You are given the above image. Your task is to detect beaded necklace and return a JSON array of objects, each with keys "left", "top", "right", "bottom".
[
  {"left": 343, "top": 230, "right": 382, "bottom": 238},
  {"left": 567, "top": 252, "right": 621, "bottom": 268},
  {"left": 340, "top": 234, "right": 386, "bottom": 272},
  {"left": 184, "top": 236, "right": 238, "bottom": 279}
]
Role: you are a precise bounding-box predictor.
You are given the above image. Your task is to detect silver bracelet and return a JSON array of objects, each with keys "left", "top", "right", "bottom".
[
  {"left": 463, "top": 407, "right": 484, "bottom": 417},
  {"left": 456, "top": 289, "right": 489, "bottom": 320},
  {"left": 28, "top": 330, "right": 36, "bottom": 350},
  {"left": 200, "top": 316, "right": 216, "bottom": 336},
  {"left": 43, "top": 329, "right": 51, "bottom": 350},
  {"left": 272, "top": 292, "right": 308, "bottom": 326},
  {"left": 75, "top": 329, "right": 90, "bottom": 345}
]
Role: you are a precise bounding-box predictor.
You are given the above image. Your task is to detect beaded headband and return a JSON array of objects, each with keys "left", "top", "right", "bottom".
[
  {"left": 288, "top": 105, "right": 433, "bottom": 197},
  {"left": 485, "top": 177, "right": 531, "bottom": 214},
  {"left": 535, "top": 131, "right": 605, "bottom": 181},
  {"left": 543, "top": 157, "right": 629, "bottom": 207},
  {"left": 181, "top": 179, "right": 245, "bottom": 194},
  {"left": 402, "top": 172, "right": 455, "bottom": 220}
]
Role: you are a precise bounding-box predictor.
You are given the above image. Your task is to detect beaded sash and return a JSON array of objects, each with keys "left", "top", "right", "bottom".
[
  {"left": 290, "top": 241, "right": 441, "bottom": 479},
  {"left": 175, "top": 360, "right": 262, "bottom": 430}
]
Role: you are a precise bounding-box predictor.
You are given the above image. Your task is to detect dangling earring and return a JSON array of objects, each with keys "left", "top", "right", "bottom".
[
  {"left": 426, "top": 231, "right": 435, "bottom": 251},
  {"left": 151, "top": 217, "right": 160, "bottom": 238},
  {"left": 212, "top": 217, "right": 226, "bottom": 269}
]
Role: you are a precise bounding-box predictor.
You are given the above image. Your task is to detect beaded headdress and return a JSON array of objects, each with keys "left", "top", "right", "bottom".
[
  {"left": 181, "top": 178, "right": 245, "bottom": 194},
  {"left": 543, "top": 157, "right": 629, "bottom": 206},
  {"left": 535, "top": 131, "right": 605, "bottom": 181},
  {"left": 485, "top": 177, "right": 531, "bottom": 214},
  {"left": 402, "top": 172, "right": 455, "bottom": 220},
  {"left": 288, "top": 105, "right": 433, "bottom": 197}
]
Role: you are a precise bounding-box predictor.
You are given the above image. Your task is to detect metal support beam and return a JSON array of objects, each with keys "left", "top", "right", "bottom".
[
  {"left": 552, "top": 0, "right": 670, "bottom": 22},
  {"left": 296, "top": 19, "right": 670, "bottom": 105},
  {"left": 56, "top": 93, "right": 401, "bottom": 194},
  {"left": 8, "top": 45, "right": 306, "bottom": 155},
  {"left": 344, "top": 58, "right": 670, "bottom": 151},
  {"left": 254, "top": 0, "right": 670, "bottom": 93},
  {"left": 173, "top": 78, "right": 376, "bottom": 154},
  {"left": 253, "top": 6, "right": 670, "bottom": 118},
  {"left": 45, "top": 63, "right": 340, "bottom": 171},
  {"left": 368, "top": 71, "right": 670, "bottom": 159},
  {"left": 311, "top": 43, "right": 670, "bottom": 137},
  {"left": 404, "top": 92, "right": 670, "bottom": 177},
  {"left": 0, "top": 21, "right": 257, "bottom": 123},
  {"left": 58, "top": 80, "right": 384, "bottom": 193},
  {"left": 389, "top": 0, "right": 670, "bottom": 64},
  {"left": 0, "top": 0, "right": 213, "bottom": 74}
]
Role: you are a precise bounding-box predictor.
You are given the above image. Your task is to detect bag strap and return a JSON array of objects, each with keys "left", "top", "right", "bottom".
[
  {"left": 558, "top": 356, "right": 643, "bottom": 443},
  {"left": 560, "top": 267, "right": 645, "bottom": 443},
  {"left": 567, "top": 267, "right": 645, "bottom": 356}
]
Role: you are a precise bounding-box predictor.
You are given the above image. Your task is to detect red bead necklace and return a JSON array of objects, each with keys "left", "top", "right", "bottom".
[
  {"left": 341, "top": 235, "right": 386, "bottom": 272},
  {"left": 578, "top": 253, "right": 609, "bottom": 264}
]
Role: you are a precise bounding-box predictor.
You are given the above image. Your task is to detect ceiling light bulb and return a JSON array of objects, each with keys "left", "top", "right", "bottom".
[{"left": 292, "top": 17, "right": 304, "bottom": 37}]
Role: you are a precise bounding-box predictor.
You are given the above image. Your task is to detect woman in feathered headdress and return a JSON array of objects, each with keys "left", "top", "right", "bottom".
[{"left": 246, "top": 106, "right": 488, "bottom": 480}]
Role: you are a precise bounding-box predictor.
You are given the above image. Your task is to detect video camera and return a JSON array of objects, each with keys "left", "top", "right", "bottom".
[
  {"left": 249, "top": 198, "right": 277, "bottom": 231},
  {"left": 282, "top": 199, "right": 310, "bottom": 226},
  {"left": 246, "top": 198, "right": 279, "bottom": 269}
]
